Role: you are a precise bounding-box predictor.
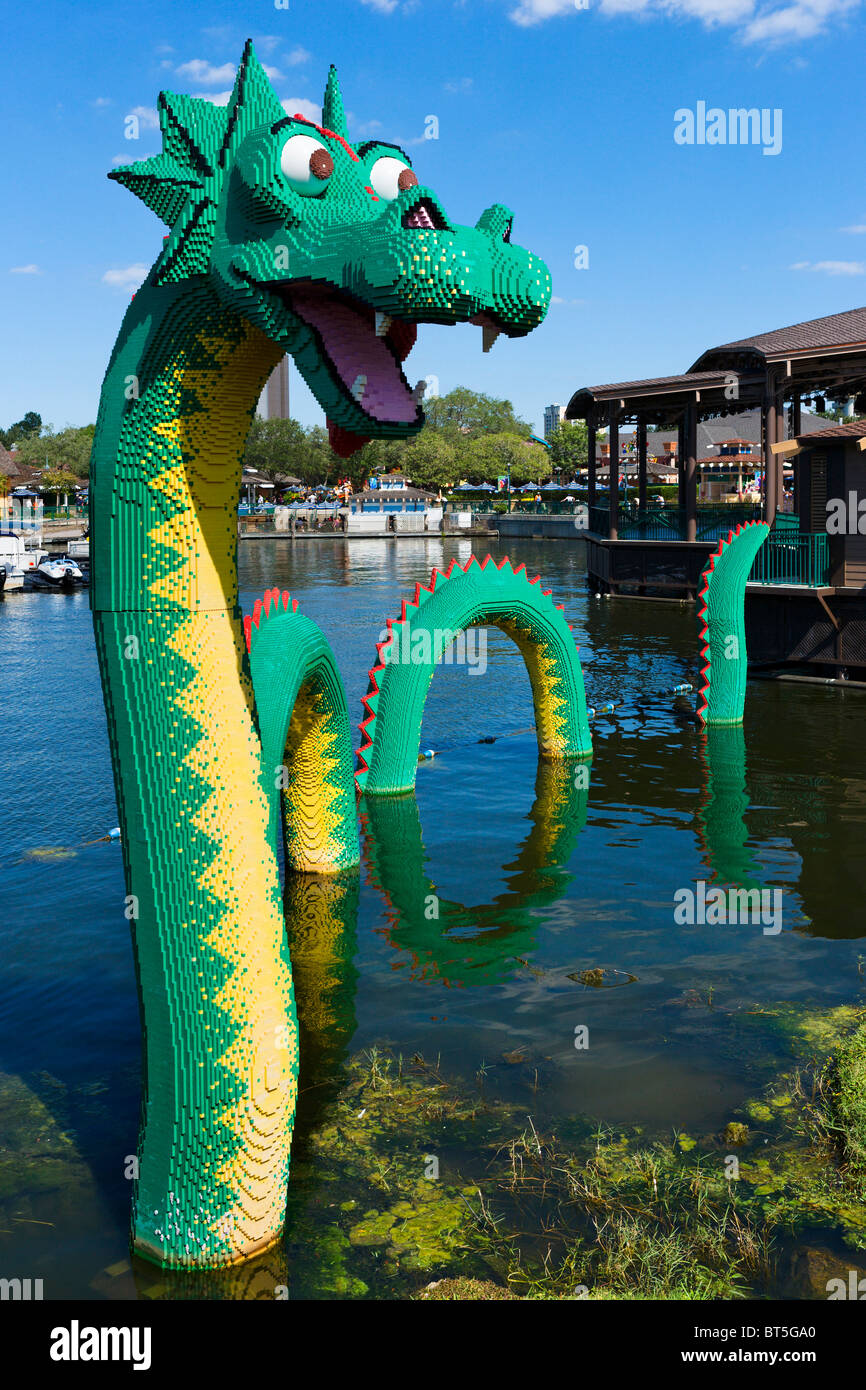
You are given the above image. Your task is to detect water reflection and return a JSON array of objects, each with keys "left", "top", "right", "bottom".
[
  {"left": 284, "top": 871, "right": 360, "bottom": 1113},
  {"left": 696, "top": 725, "right": 761, "bottom": 889},
  {"left": 360, "top": 759, "right": 589, "bottom": 987}
]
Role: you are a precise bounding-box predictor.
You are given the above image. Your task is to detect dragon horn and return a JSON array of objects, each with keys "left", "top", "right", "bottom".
[{"left": 323, "top": 65, "right": 349, "bottom": 141}]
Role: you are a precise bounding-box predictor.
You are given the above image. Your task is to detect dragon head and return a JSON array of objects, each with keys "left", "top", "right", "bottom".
[{"left": 112, "top": 41, "right": 551, "bottom": 457}]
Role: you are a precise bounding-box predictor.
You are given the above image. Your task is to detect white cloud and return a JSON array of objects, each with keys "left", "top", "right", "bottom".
[
  {"left": 842, "top": 223, "right": 866, "bottom": 234},
  {"left": 360, "top": 0, "right": 400, "bottom": 11},
  {"left": 9, "top": 264, "right": 41, "bottom": 275},
  {"left": 252, "top": 35, "right": 282, "bottom": 56},
  {"left": 659, "top": 0, "right": 755, "bottom": 22},
  {"left": 509, "top": 0, "right": 576, "bottom": 23},
  {"left": 743, "top": 0, "right": 858, "bottom": 40},
  {"left": 445, "top": 76, "right": 474, "bottom": 93},
  {"left": 175, "top": 59, "right": 236, "bottom": 86},
  {"left": 191, "top": 91, "right": 232, "bottom": 105},
  {"left": 791, "top": 259, "right": 866, "bottom": 276},
  {"left": 281, "top": 97, "right": 323, "bottom": 123},
  {"left": 287, "top": 46, "right": 311, "bottom": 65},
  {"left": 91, "top": 97, "right": 112, "bottom": 108},
  {"left": 508, "top": 0, "right": 860, "bottom": 42},
  {"left": 103, "top": 263, "right": 149, "bottom": 290},
  {"left": 111, "top": 152, "right": 156, "bottom": 165},
  {"left": 128, "top": 104, "right": 159, "bottom": 130}
]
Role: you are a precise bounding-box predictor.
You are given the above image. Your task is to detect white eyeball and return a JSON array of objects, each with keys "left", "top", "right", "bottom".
[
  {"left": 280, "top": 134, "right": 334, "bottom": 195},
  {"left": 369, "top": 156, "right": 418, "bottom": 201}
]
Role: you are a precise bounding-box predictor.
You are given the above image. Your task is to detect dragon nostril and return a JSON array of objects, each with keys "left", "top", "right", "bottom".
[{"left": 401, "top": 196, "right": 448, "bottom": 231}]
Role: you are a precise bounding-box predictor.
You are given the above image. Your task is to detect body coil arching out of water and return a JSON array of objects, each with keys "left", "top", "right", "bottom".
[{"left": 90, "top": 42, "right": 764, "bottom": 1271}]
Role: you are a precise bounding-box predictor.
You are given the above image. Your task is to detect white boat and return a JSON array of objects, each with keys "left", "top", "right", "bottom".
[
  {"left": 0, "top": 562, "right": 23, "bottom": 592},
  {"left": 0, "top": 531, "right": 47, "bottom": 570},
  {"left": 0, "top": 532, "right": 43, "bottom": 591},
  {"left": 34, "top": 555, "right": 84, "bottom": 588}
]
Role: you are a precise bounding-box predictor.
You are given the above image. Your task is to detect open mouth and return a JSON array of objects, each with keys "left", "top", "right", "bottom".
[{"left": 271, "top": 281, "right": 420, "bottom": 425}]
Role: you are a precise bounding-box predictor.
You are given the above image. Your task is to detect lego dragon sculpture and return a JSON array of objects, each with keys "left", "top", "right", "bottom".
[
  {"left": 91, "top": 42, "right": 763, "bottom": 1272},
  {"left": 90, "top": 43, "right": 555, "bottom": 1270}
]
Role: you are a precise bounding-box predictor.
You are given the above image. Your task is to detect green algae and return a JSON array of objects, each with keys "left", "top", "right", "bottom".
[
  {"left": 831, "top": 1025, "right": 866, "bottom": 1171},
  {"left": 722, "top": 1122, "right": 749, "bottom": 1146},
  {"left": 418, "top": 1277, "right": 518, "bottom": 1300},
  {"left": 283, "top": 1000, "right": 866, "bottom": 1299},
  {"left": 20, "top": 846, "right": 77, "bottom": 862},
  {"left": 734, "top": 1002, "right": 866, "bottom": 1060}
]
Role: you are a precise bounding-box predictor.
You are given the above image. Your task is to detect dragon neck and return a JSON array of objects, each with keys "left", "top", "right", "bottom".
[
  {"left": 91, "top": 276, "right": 296, "bottom": 1269},
  {"left": 91, "top": 277, "right": 281, "bottom": 614}
]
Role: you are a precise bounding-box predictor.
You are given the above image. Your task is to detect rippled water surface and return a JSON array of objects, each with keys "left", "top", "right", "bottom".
[{"left": 2, "top": 535, "right": 865, "bottom": 1297}]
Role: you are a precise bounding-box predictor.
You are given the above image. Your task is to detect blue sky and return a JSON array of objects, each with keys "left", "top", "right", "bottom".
[{"left": 3, "top": 0, "right": 866, "bottom": 437}]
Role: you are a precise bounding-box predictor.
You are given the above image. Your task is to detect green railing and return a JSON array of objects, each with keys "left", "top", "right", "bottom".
[
  {"left": 586, "top": 503, "right": 762, "bottom": 540},
  {"left": 749, "top": 531, "right": 830, "bottom": 587},
  {"left": 444, "top": 499, "right": 585, "bottom": 517},
  {"left": 42, "top": 505, "right": 87, "bottom": 520}
]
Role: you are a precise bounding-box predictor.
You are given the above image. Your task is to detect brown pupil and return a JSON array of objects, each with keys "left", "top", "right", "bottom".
[
  {"left": 398, "top": 168, "right": 419, "bottom": 192},
  {"left": 309, "top": 148, "right": 334, "bottom": 181}
]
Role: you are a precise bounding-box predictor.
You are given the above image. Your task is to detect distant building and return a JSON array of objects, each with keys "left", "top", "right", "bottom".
[
  {"left": 543, "top": 404, "right": 566, "bottom": 439},
  {"left": 593, "top": 407, "right": 827, "bottom": 476},
  {"left": 257, "top": 356, "right": 290, "bottom": 419}
]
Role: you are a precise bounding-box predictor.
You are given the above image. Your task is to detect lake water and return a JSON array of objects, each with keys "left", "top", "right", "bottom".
[{"left": 2, "top": 535, "right": 865, "bottom": 1298}]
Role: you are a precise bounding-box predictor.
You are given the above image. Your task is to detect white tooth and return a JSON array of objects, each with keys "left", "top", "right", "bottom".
[
  {"left": 375, "top": 312, "right": 393, "bottom": 338},
  {"left": 351, "top": 374, "right": 367, "bottom": 403},
  {"left": 482, "top": 324, "right": 501, "bottom": 353}
]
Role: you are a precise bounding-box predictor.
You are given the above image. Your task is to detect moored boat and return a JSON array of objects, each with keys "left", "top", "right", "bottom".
[{"left": 33, "top": 555, "right": 85, "bottom": 588}]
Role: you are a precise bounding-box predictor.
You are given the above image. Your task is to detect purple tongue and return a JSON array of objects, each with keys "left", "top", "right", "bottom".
[{"left": 291, "top": 289, "right": 417, "bottom": 423}]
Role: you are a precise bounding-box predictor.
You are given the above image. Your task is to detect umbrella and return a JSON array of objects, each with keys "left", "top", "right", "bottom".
[
  {"left": 541, "top": 480, "right": 563, "bottom": 491},
  {"left": 475, "top": 482, "right": 495, "bottom": 492}
]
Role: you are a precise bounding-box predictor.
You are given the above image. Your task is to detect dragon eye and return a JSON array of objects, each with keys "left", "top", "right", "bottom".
[
  {"left": 369, "top": 156, "right": 418, "bottom": 201},
  {"left": 280, "top": 134, "right": 334, "bottom": 195}
]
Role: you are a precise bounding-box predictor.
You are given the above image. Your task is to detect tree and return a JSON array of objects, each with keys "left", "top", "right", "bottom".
[
  {"left": 41, "top": 467, "right": 80, "bottom": 501},
  {"left": 547, "top": 422, "right": 589, "bottom": 475},
  {"left": 0, "top": 411, "right": 42, "bottom": 450},
  {"left": 398, "top": 432, "right": 459, "bottom": 492},
  {"left": 423, "top": 387, "right": 531, "bottom": 439},
  {"left": 243, "top": 416, "right": 311, "bottom": 485},
  {"left": 13, "top": 424, "right": 94, "bottom": 478},
  {"left": 461, "top": 432, "right": 550, "bottom": 486}
]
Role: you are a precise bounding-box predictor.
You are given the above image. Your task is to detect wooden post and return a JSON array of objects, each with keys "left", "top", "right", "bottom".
[
  {"left": 677, "top": 417, "right": 686, "bottom": 513},
  {"left": 685, "top": 404, "right": 698, "bottom": 543},
  {"left": 637, "top": 416, "right": 647, "bottom": 512},
  {"left": 608, "top": 404, "right": 619, "bottom": 540},
  {"left": 587, "top": 412, "right": 597, "bottom": 509},
  {"left": 791, "top": 394, "right": 801, "bottom": 514},
  {"left": 763, "top": 378, "right": 778, "bottom": 526}
]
